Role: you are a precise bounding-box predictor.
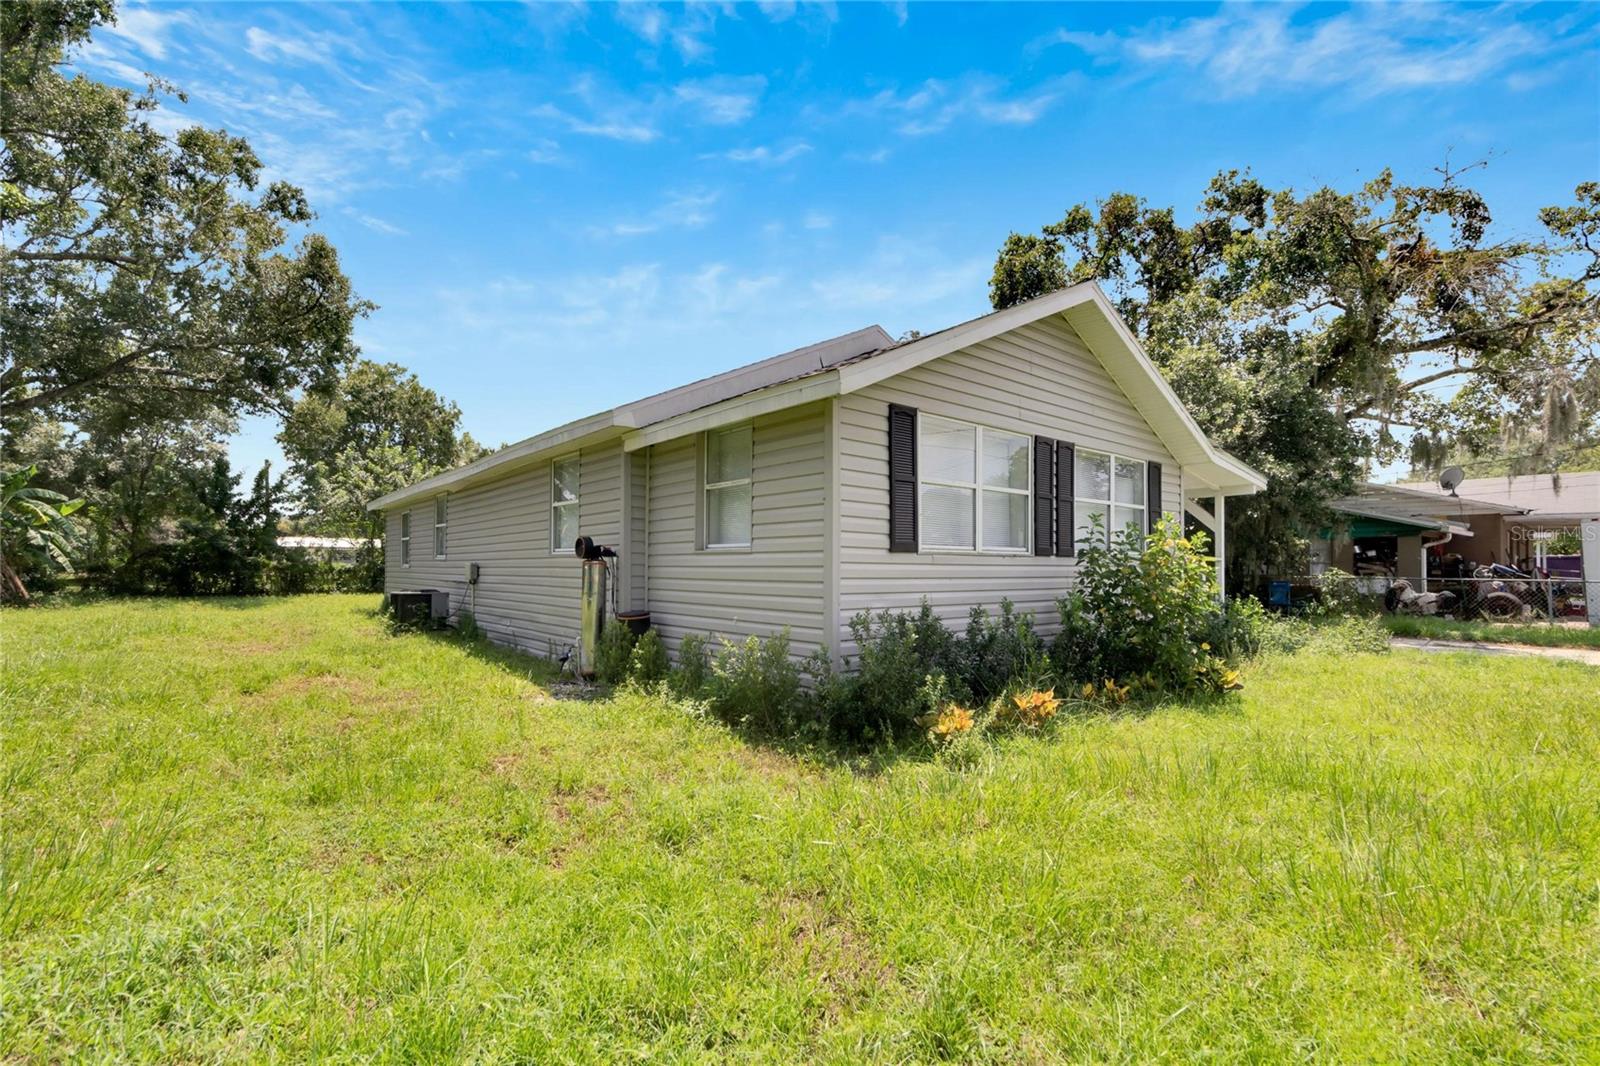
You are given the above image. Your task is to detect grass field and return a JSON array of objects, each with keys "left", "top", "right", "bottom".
[
  {"left": 1381, "top": 613, "right": 1600, "bottom": 649},
  {"left": 4, "top": 595, "right": 1598, "bottom": 1062}
]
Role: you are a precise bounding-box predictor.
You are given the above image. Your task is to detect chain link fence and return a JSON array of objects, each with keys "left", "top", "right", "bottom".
[{"left": 1410, "top": 575, "right": 1595, "bottom": 623}]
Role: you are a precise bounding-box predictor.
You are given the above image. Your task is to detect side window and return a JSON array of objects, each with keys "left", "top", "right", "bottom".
[
  {"left": 917, "top": 414, "right": 1030, "bottom": 553},
  {"left": 551, "top": 454, "right": 579, "bottom": 552},
  {"left": 433, "top": 496, "right": 448, "bottom": 559},
  {"left": 400, "top": 511, "right": 411, "bottom": 565},
  {"left": 704, "top": 425, "right": 753, "bottom": 548},
  {"left": 1073, "top": 450, "right": 1145, "bottom": 549}
]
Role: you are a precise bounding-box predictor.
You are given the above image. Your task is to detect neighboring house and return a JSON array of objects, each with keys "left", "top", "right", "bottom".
[
  {"left": 367, "top": 283, "right": 1265, "bottom": 664},
  {"left": 277, "top": 535, "right": 378, "bottom": 564},
  {"left": 1314, "top": 473, "right": 1600, "bottom": 585}
]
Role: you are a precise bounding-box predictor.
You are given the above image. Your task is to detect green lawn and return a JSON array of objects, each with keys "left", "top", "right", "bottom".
[
  {"left": 4, "top": 596, "right": 1597, "bottom": 1062},
  {"left": 1381, "top": 613, "right": 1600, "bottom": 649}
]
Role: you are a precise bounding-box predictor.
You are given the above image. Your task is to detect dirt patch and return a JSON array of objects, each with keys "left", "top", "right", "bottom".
[
  {"left": 542, "top": 784, "right": 619, "bottom": 867},
  {"left": 488, "top": 753, "right": 523, "bottom": 775},
  {"left": 763, "top": 888, "right": 896, "bottom": 1017}
]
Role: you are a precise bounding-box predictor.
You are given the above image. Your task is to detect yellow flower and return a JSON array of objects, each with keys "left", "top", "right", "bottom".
[
  {"left": 927, "top": 704, "right": 974, "bottom": 741},
  {"left": 1008, "top": 689, "right": 1060, "bottom": 727}
]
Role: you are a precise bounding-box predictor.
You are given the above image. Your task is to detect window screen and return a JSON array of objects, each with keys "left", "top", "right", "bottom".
[{"left": 705, "top": 425, "right": 753, "bottom": 547}]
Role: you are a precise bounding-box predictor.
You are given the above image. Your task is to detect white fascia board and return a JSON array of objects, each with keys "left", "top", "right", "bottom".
[
  {"left": 367, "top": 412, "right": 620, "bottom": 511},
  {"left": 622, "top": 374, "right": 840, "bottom": 452}
]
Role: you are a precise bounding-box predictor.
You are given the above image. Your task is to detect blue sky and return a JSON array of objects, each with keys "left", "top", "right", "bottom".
[{"left": 79, "top": 1, "right": 1599, "bottom": 477}]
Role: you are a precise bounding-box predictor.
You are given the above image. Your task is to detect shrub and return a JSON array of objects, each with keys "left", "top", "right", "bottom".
[
  {"left": 708, "top": 628, "right": 801, "bottom": 735},
  {"left": 1316, "top": 568, "right": 1362, "bottom": 617},
  {"left": 628, "top": 629, "right": 669, "bottom": 685},
  {"left": 958, "top": 599, "right": 1048, "bottom": 701},
  {"left": 832, "top": 601, "right": 967, "bottom": 740},
  {"left": 456, "top": 610, "right": 485, "bottom": 643},
  {"left": 1056, "top": 514, "right": 1238, "bottom": 696},
  {"left": 1205, "top": 595, "right": 1273, "bottom": 661},
  {"left": 672, "top": 633, "right": 711, "bottom": 695},
  {"left": 594, "top": 619, "right": 636, "bottom": 685}
]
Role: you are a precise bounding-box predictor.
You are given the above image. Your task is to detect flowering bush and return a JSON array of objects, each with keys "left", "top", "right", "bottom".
[
  {"left": 922, "top": 704, "right": 975, "bottom": 743},
  {"left": 1055, "top": 514, "right": 1241, "bottom": 696},
  {"left": 1000, "top": 689, "right": 1060, "bottom": 729}
]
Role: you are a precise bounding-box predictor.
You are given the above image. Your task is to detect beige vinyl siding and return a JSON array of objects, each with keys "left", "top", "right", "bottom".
[
  {"left": 626, "top": 451, "right": 649, "bottom": 611},
  {"left": 382, "top": 439, "right": 623, "bottom": 659},
  {"left": 837, "top": 315, "right": 1180, "bottom": 656},
  {"left": 644, "top": 401, "right": 828, "bottom": 660}
]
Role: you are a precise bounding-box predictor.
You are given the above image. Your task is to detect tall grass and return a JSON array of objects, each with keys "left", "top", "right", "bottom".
[
  {"left": 1382, "top": 613, "right": 1600, "bottom": 649},
  {"left": 2, "top": 595, "right": 1596, "bottom": 1060}
]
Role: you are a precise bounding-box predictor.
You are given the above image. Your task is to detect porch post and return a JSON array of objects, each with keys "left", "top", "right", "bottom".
[{"left": 1214, "top": 494, "right": 1227, "bottom": 602}]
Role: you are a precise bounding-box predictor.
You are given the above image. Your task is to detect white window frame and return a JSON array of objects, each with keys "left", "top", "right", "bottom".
[
  {"left": 916, "top": 414, "right": 1031, "bottom": 554},
  {"left": 432, "top": 496, "right": 448, "bottom": 559},
  {"left": 703, "top": 424, "right": 753, "bottom": 550},
  {"left": 1073, "top": 449, "right": 1146, "bottom": 549},
  {"left": 400, "top": 511, "right": 411, "bottom": 567},
  {"left": 551, "top": 453, "right": 580, "bottom": 554}
]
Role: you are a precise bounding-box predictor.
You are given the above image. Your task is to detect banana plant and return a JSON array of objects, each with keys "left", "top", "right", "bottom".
[{"left": 1, "top": 465, "right": 86, "bottom": 602}]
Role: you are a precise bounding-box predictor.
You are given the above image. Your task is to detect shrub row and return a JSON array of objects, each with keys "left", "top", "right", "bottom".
[{"left": 591, "top": 516, "right": 1387, "bottom": 748}]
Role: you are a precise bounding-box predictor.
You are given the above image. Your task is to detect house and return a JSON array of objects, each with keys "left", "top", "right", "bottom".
[
  {"left": 367, "top": 283, "right": 1265, "bottom": 666},
  {"left": 1313, "top": 474, "right": 1600, "bottom": 587}
]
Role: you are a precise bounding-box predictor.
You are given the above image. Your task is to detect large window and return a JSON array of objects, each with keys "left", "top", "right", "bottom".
[
  {"left": 400, "top": 512, "right": 411, "bottom": 566},
  {"left": 918, "top": 415, "right": 1030, "bottom": 552},
  {"left": 704, "top": 424, "right": 753, "bottom": 548},
  {"left": 551, "top": 454, "right": 579, "bottom": 553},
  {"left": 432, "top": 496, "right": 448, "bottom": 559},
  {"left": 1074, "top": 449, "right": 1145, "bottom": 550}
]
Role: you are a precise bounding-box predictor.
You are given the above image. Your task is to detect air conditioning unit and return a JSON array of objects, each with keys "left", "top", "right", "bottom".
[{"left": 389, "top": 589, "right": 449, "bottom": 627}]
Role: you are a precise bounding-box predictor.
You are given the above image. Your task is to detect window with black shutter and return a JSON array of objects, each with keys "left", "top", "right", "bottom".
[
  {"left": 887, "top": 404, "right": 918, "bottom": 552},
  {"left": 1033, "top": 436, "right": 1055, "bottom": 556},
  {"left": 1056, "top": 442, "right": 1075, "bottom": 557},
  {"left": 1147, "top": 461, "right": 1163, "bottom": 533}
]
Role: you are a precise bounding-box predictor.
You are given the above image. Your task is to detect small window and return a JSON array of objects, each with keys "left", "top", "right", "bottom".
[
  {"left": 433, "top": 496, "right": 448, "bottom": 559},
  {"left": 1074, "top": 449, "right": 1145, "bottom": 550},
  {"left": 917, "top": 415, "right": 1029, "bottom": 552},
  {"left": 400, "top": 512, "right": 411, "bottom": 566},
  {"left": 704, "top": 425, "right": 752, "bottom": 548},
  {"left": 551, "top": 454, "right": 579, "bottom": 553}
]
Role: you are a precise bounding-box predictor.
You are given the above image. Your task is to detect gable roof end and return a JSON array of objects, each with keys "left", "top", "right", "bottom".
[{"left": 834, "top": 283, "right": 1266, "bottom": 495}]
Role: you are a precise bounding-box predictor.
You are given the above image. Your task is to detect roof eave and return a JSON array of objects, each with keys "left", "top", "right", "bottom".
[{"left": 367, "top": 412, "right": 622, "bottom": 511}]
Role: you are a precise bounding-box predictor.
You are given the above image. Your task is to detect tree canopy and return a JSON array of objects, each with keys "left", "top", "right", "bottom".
[
  {"left": 280, "top": 359, "right": 488, "bottom": 541},
  {"left": 991, "top": 168, "right": 1600, "bottom": 582},
  {"left": 0, "top": 0, "right": 369, "bottom": 430}
]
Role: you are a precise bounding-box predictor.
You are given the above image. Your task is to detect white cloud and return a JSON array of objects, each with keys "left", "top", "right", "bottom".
[
  {"left": 713, "top": 142, "right": 812, "bottom": 166},
  {"left": 527, "top": 138, "right": 564, "bottom": 164},
  {"left": 1033, "top": 4, "right": 1567, "bottom": 97},
  {"left": 674, "top": 76, "right": 766, "bottom": 125},
  {"left": 855, "top": 76, "right": 1067, "bottom": 136},
  {"left": 802, "top": 210, "right": 833, "bottom": 230},
  {"left": 533, "top": 102, "right": 659, "bottom": 143},
  {"left": 589, "top": 189, "right": 721, "bottom": 238},
  {"left": 99, "top": 6, "right": 190, "bottom": 60},
  {"left": 845, "top": 146, "right": 891, "bottom": 164},
  {"left": 244, "top": 26, "right": 343, "bottom": 69},
  {"left": 345, "top": 209, "right": 408, "bottom": 236}
]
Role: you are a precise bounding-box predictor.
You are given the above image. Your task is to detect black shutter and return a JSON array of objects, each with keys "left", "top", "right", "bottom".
[
  {"left": 888, "top": 404, "right": 918, "bottom": 552},
  {"left": 1056, "top": 441, "right": 1075, "bottom": 557},
  {"left": 1033, "top": 436, "right": 1055, "bottom": 556},
  {"left": 1147, "top": 460, "right": 1163, "bottom": 534}
]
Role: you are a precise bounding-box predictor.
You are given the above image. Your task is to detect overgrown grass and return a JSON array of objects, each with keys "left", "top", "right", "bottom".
[
  {"left": 1382, "top": 613, "right": 1600, "bottom": 649},
  {"left": 3, "top": 595, "right": 1597, "bottom": 1061}
]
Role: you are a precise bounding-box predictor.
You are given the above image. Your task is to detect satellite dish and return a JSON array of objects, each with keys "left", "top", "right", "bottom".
[{"left": 1439, "top": 466, "right": 1465, "bottom": 496}]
